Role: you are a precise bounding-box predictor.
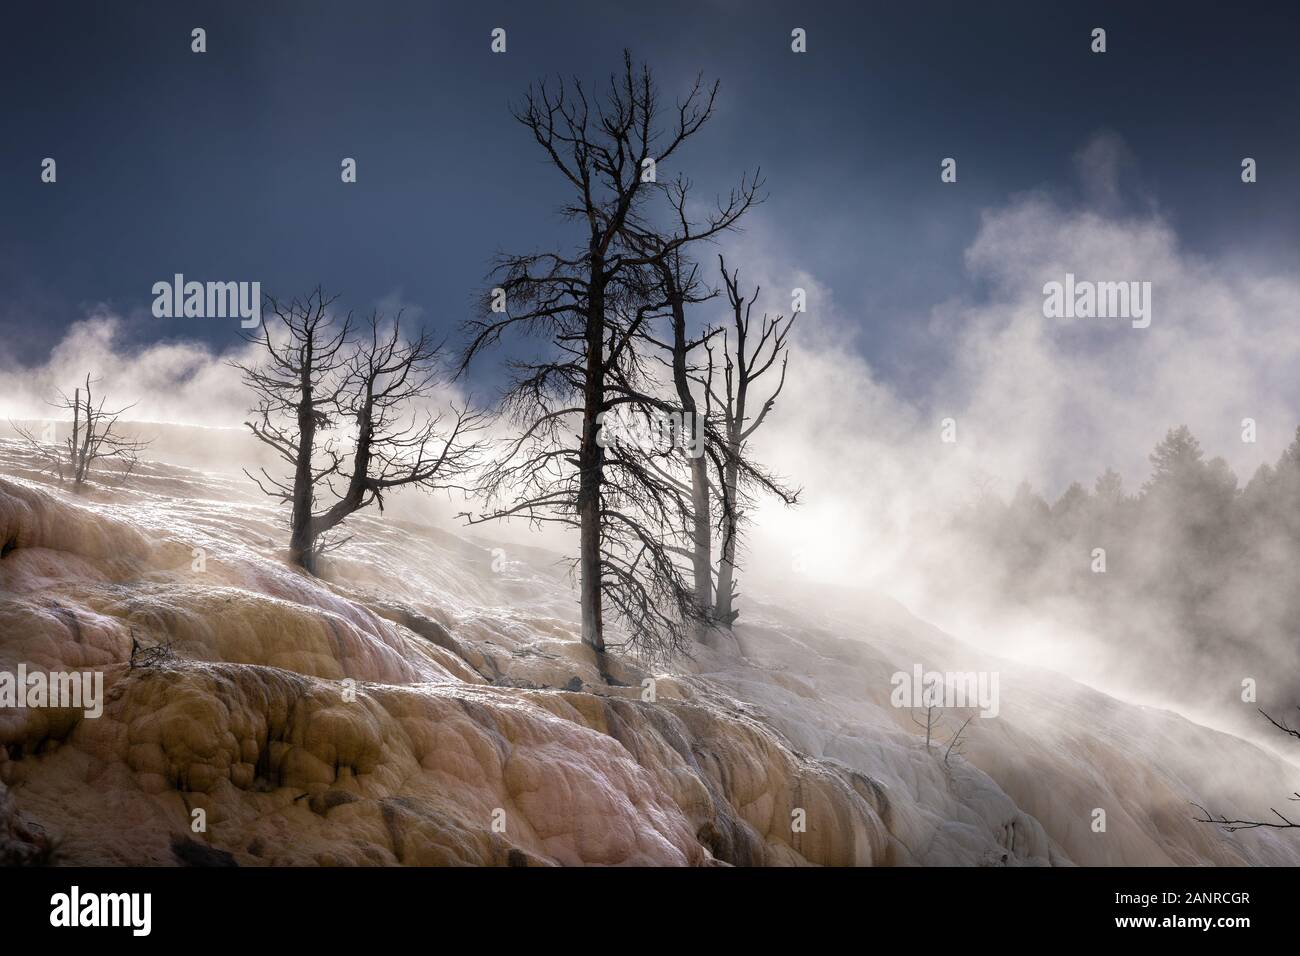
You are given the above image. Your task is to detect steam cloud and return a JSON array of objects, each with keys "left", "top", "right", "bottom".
[{"left": 4, "top": 138, "right": 1299, "bottom": 747}]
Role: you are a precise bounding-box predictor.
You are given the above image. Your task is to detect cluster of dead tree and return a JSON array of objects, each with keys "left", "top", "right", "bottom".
[
  {"left": 12, "top": 55, "right": 797, "bottom": 662},
  {"left": 234, "top": 55, "right": 797, "bottom": 656},
  {"left": 452, "top": 53, "right": 799, "bottom": 657}
]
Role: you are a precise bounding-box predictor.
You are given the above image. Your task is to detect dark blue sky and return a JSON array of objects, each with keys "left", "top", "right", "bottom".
[{"left": 3, "top": 0, "right": 1297, "bottom": 398}]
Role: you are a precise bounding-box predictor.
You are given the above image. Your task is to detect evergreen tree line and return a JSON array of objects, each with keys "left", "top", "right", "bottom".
[{"left": 933, "top": 424, "right": 1300, "bottom": 720}]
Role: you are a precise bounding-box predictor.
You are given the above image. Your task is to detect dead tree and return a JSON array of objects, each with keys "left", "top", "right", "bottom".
[
  {"left": 234, "top": 289, "right": 352, "bottom": 571},
  {"left": 704, "top": 256, "right": 799, "bottom": 625},
  {"left": 235, "top": 289, "right": 483, "bottom": 574},
  {"left": 909, "top": 704, "right": 972, "bottom": 765},
  {"left": 944, "top": 716, "right": 973, "bottom": 767},
  {"left": 458, "top": 53, "right": 756, "bottom": 656},
  {"left": 12, "top": 374, "right": 150, "bottom": 488},
  {"left": 647, "top": 253, "right": 719, "bottom": 617},
  {"left": 1194, "top": 707, "right": 1300, "bottom": 832},
  {"left": 620, "top": 165, "right": 792, "bottom": 637},
  {"left": 912, "top": 704, "right": 941, "bottom": 748}
]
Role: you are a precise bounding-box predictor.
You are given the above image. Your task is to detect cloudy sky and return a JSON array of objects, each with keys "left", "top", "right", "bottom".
[{"left": 3, "top": 0, "right": 1298, "bottom": 530}]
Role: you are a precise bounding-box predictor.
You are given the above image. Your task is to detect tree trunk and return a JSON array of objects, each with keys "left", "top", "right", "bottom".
[
  {"left": 577, "top": 275, "right": 606, "bottom": 652},
  {"left": 301, "top": 402, "right": 375, "bottom": 573},
  {"left": 714, "top": 435, "right": 740, "bottom": 625},
  {"left": 689, "top": 455, "right": 712, "bottom": 613},
  {"left": 663, "top": 268, "right": 713, "bottom": 622},
  {"left": 289, "top": 517, "right": 316, "bottom": 574},
  {"left": 289, "top": 335, "right": 318, "bottom": 573},
  {"left": 75, "top": 384, "right": 94, "bottom": 487},
  {"left": 70, "top": 388, "right": 81, "bottom": 486}
]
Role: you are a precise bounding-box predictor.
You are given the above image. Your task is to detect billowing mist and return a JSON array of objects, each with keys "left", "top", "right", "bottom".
[
  {"left": 736, "top": 162, "right": 1300, "bottom": 751},
  {"left": 5, "top": 143, "right": 1299, "bottom": 761}
]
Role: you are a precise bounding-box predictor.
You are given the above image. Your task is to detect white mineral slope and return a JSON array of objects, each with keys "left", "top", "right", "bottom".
[{"left": 0, "top": 436, "right": 1297, "bottom": 866}]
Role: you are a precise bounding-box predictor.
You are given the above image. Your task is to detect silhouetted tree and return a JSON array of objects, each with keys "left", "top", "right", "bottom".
[
  {"left": 236, "top": 289, "right": 483, "bottom": 573},
  {"left": 647, "top": 252, "right": 719, "bottom": 618},
  {"left": 458, "top": 54, "right": 758, "bottom": 656},
  {"left": 705, "top": 256, "right": 799, "bottom": 626},
  {"left": 12, "top": 374, "right": 150, "bottom": 489},
  {"left": 624, "top": 179, "right": 799, "bottom": 636}
]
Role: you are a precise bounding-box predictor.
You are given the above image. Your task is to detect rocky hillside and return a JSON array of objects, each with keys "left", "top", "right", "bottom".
[{"left": 1, "top": 438, "right": 1297, "bottom": 866}]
